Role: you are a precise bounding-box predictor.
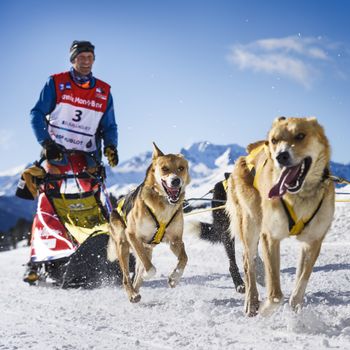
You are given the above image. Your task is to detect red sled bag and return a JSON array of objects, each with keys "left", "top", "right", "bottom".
[{"left": 20, "top": 151, "right": 122, "bottom": 286}]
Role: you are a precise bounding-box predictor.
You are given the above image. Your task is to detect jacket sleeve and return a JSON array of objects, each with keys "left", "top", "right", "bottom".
[
  {"left": 100, "top": 93, "right": 118, "bottom": 148},
  {"left": 30, "top": 77, "right": 56, "bottom": 146}
]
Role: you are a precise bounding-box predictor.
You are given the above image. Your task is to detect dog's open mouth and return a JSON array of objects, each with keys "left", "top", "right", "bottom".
[
  {"left": 268, "top": 157, "right": 312, "bottom": 199},
  {"left": 161, "top": 180, "right": 181, "bottom": 204}
]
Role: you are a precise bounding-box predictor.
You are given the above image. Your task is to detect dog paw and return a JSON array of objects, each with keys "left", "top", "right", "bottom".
[
  {"left": 244, "top": 300, "right": 260, "bottom": 317},
  {"left": 235, "top": 284, "right": 245, "bottom": 294},
  {"left": 142, "top": 266, "right": 156, "bottom": 280},
  {"left": 289, "top": 295, "right": 303, "bottom": 312},
  {"left": 168, "top": 268, "right": 184, "bottom": 288},
  {"left": 129, "top": 294, "right": 141, "bottom": 303},
  {"left": 260, "top": 298, "right": 282, "bottom": 317}
]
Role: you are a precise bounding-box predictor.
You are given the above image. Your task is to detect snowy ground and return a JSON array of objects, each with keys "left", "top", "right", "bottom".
[{"left": 1, "top": 202, "right": 350, "bottom": 350}]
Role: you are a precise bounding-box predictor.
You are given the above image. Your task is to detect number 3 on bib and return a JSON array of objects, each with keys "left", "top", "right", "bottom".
[{"left": 73, "top": 110, "right": 82, "bottom": 122}]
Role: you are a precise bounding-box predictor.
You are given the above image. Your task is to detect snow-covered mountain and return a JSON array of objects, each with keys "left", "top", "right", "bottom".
[
  {"left": 104, "top": 141, "right": 246, "bottom": 199},
  {"left": 0, "top": 141, "right": 349, "bottom": 232}
]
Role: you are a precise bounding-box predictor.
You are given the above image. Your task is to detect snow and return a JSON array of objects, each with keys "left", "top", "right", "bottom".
[{"left": 1, "top": 202, "right": 350, "bottom": 349}]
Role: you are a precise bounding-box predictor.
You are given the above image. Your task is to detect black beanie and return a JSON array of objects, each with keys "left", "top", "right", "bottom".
[{"left": 70, "top": 40, "right": 95, "bottom": 62}]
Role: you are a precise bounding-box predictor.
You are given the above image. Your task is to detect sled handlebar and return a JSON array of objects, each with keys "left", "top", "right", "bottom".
[
  {"left": 34, "top": 148, "right": 107, "bottom": 186},
  {"left": 39, "top": 148, "right": 104, "bottom": 168},
  {"left": 41, "top": 172, "right": 99, "bottom": 183}
]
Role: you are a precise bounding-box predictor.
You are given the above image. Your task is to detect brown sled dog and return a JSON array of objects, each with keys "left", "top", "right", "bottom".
[
  {"left": 108, "top": 143, "right": 190, "bottom": 302},
  {"left": 226, "top": 117, "right": 335, "bottom": 316}
]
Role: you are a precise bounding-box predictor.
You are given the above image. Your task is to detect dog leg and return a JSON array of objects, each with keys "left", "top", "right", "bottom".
[
  {"left": 260, "top": 233, "right": 283, "bottom": 316},
  {"left": 168, "top": 239, "right": 188, "bottom": 288},
  {"left": 127, "top": 232, "right": 157, "bottom": 280},
  {"left": 289, "top": 238, "right": 323, "bottom": 311},
  {"left": 241, "top": 219, "right": 260, "bottom": 317},
  {"left": 116, "top": 238, "right": 141, "bottom": 303},
  {"left": 132, "top": 258, "right": 144, "bottom": 293},
  {"left": 222, "top": 232, "right": 245, "bottom": 294},
  {"left": 133, "top": 246, "right": 153, "bottom": 293},
  {"left": 111, "top": 235, "right": 141, "bottom": 303},
  {"left": 242, "top": 248, "right": 260, "bottom": 316},
  {"left": 110, "top": 217, "right": 141, "bottom": 303}
]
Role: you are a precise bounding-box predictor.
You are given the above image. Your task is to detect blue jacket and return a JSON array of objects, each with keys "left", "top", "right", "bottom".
[{"left": 30, "top": 73, "right": 118, "bottom": 165}]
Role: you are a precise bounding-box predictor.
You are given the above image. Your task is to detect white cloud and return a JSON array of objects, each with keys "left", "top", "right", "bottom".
[{"left": 227, "top": 35, "right": 335, "bottom": 88}]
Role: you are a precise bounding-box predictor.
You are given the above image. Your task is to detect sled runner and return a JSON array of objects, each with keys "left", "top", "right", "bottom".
[{"left": 18, "top": 150, "right": 129, "bottom": 287}]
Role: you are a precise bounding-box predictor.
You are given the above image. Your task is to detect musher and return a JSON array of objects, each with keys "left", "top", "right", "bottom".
[{"left": 23, "top": 40, "right": 119, "bottom": 283}]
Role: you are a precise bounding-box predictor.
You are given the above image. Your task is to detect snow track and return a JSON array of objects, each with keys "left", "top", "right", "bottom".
[{"left": 1, "top": 204, "right": 350, "bottom": 349}]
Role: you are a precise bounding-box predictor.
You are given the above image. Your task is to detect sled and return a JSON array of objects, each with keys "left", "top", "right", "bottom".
[{"left": 19, "top": 150, "right": 124, "bottom": 287}]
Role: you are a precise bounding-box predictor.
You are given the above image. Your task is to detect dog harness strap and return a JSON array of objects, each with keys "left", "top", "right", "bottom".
[
  {"left": 146, "top": 205, "right": 180, "bottom": 244},
  {"left": 245, "top": 144, "right": 266, "bottom": 170},
  {"left": 303, "top": 196, "right": 324, "bottom": 227},
  {"left": 280, "top": 199, "right": 296, "bottom": 233},
  {"left": 116, "top": 197, "right": 127, "bottom": 226},
  {"left": 281, "top": 196, "right": 324, "bottom": 236},
  {"left": 116, "top": 185, "right": 143, "bottom": 227},
  {"left": 222, "top": 179, "right": 228, "bottom": 192},
  {"left": 245, "top": 144, "right": 268, "bottom": 190},
  {"left": 253, "top": 159, "right": 267, "bottom": 190}
]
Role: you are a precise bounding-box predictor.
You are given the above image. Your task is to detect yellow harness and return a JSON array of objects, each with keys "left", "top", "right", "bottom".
[
  {"left": 280, "top": 197, "right": 324, "bottom": 236},
  {"left": 245, "top": 144, "right": 268, "bottom": 190},
  {"left": 116, "top": 197, "right": 180, "bottom": 245},
  {"left": 116, "top": 197, "right": 127, "bottom": 226},
  {"left": 222, "top": 179, "right": 228, "bottom": 192},
  {"left": 245, "top": 144, "right": 324, "bottom": 236}
]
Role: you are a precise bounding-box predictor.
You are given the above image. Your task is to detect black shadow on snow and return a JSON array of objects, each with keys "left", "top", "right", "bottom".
[
  {"left": 210, "top": 298, "right": 242, "bottom": 307},
  {"left": 143, "top": 273, "right": 233, "bottom": 290},
  {"left": 281, "top": 263, "right": 350, "bottom": 275},
  {"left": 305, "top": 291, "right": 350, "bottom": 307}
]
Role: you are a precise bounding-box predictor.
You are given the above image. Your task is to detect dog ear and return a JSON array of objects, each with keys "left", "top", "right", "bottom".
[
  {"left": 264, "top": 140, "right": 271, "bottom": 156},
  {"left": 273, "top": 116, "right": 286, "bottom": 124},
  {"left": 246, "top": 140, "right": 266, "bottom": 154},
  {"left": 152, "top": 142, "right": 164, "bottom": 159},
  {"left": 307, "top": 116, "right": 318, "bottom": 124}
]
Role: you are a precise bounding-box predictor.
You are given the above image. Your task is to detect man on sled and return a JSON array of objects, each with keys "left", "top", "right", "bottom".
[{"left": 21, "top": 40, "right": 126, "bottom": 288}]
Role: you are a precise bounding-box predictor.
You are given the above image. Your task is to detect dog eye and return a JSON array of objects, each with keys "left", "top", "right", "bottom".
[
  {"left": 161, "top": 166, "right": 169, "bottom": 172},
  {"left": 178, "top": 166, "right": 184, "bottom": 172},
  {"left": 271, "top": 138, "right": 278, "bottom": 145},
  {"left": 295, "top": 133, "right": 305, "bottom": 141}
]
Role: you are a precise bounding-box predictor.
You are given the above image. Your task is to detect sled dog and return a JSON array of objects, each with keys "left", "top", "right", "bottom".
[
  {"left": 108, "top": 143, "right": 190, "bottom": 302},
  {"left": 226, "top": 117, "right": 335, "bottom": 316}
]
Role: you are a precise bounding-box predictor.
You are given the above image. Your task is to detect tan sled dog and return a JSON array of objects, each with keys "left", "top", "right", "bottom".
[
  {"left": 226, "top": 117, "right": 335, "bottom": 316},
  {"left": 108, "top": 143, "right": 190, "bottom": 302}
]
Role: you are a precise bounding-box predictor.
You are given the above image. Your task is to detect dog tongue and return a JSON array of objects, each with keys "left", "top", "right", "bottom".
[
  {"left": 167, "top": 187, "right": 180, "bottom": 200},
  {"left": 268, "top": 164, "right": 302, "bottom": 199}
]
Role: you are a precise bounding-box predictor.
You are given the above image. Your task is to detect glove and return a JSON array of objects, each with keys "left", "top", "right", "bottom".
[
  {"left": 43, "top": 140, "right": 64, "bottom": 161},
  {"left": 104, "top": 145, "right": 119, "bottom": 167}
]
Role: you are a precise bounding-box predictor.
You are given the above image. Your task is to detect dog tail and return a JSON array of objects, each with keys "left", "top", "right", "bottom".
[
  {"left": 184, "top": 219, "right": 202, "bottom": 238},
  {"left": 107, "top": 236, "right": 117, "bottom": 262},
  {"left": 199, "top": 222, "right": 222, "bottom": 242}
]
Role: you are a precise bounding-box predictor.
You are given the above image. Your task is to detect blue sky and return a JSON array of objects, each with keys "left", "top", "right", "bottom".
[{"left": 0, "top": 0, "right": 349, "bottom": 171}]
